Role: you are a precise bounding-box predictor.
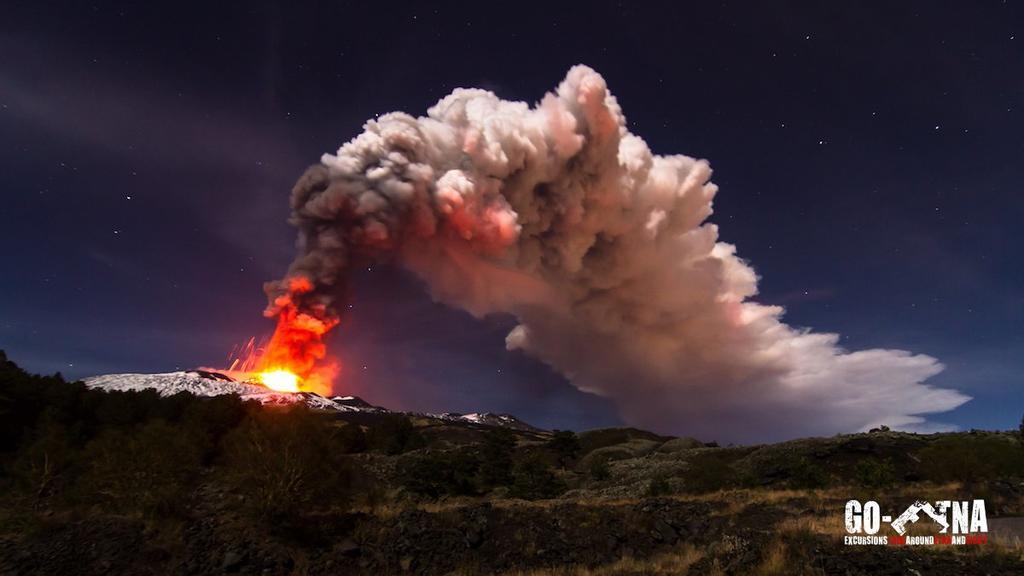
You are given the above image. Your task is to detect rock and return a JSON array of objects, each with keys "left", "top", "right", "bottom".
[
  {"left": 464, "top": 527, "right": 484, "bottom": 548},
  {"left": 222, "top": 550, "right": 245, "bottom": 572},
  {"left": 337, "top": 538, "right": 360, "bottom": 557},
  {"left": 652, "top": 519, "right": 678, "bottom": 543}
]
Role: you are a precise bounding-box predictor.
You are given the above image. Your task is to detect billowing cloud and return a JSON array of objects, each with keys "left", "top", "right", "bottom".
[{"left": 267, "top": 65, "right": 969, "bottom": 442}]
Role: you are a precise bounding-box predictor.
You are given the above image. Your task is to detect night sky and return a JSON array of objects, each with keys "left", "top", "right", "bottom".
[{"left": 2, "top": 2, "right": 1021, "bottom": 435}]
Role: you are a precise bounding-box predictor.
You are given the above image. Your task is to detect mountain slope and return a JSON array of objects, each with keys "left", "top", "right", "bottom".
[{"left": 83, "top": 370, "right": 539, "bottom": 431}]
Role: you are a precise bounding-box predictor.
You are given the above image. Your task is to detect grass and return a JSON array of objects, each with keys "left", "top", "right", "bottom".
[
  {"left": 752, "top": 540, "right": 788, "bottom": 575},
  {"left": 496, "top": 544, "right": 704, "bottom": 575}
]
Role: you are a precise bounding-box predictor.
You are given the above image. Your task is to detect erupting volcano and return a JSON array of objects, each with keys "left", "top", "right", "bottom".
[
  {"left": 226, "top": 276, "right": 339, "bottom": 395},
  {"left": 234, "top": 65, "right": 966, "bottom": 440}
]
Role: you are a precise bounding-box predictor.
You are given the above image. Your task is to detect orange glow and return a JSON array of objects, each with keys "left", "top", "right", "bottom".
[
  {"left": 257, "top": 369, "right": 301, "bottom": 392},
  {"left": 226, "top": 275, "right": 341, "bottom": 395}
]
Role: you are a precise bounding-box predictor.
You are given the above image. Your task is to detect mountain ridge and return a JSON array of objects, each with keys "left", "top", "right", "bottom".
[{"left": 83, "top": 370, "right": 541, "bottom": 432}]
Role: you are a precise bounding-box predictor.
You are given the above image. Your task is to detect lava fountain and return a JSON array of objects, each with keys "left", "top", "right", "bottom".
[{"left": 226, "top": 276, "right": 340, "bottom": 395}]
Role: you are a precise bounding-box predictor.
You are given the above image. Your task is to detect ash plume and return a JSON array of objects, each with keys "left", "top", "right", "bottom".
[{"left": 265, "top": 65, "right": 968, "bottom": 442}]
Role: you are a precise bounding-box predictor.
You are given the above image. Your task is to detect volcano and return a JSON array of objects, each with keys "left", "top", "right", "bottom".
[{"left": 83, "top": 370, "right": 539, "bottom": 431}]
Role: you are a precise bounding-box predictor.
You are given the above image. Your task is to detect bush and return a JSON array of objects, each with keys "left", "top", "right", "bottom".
[
  {"left": 477, "top": 428, "right": 516, "bottom": 489},
  {"left": 336, "top": 423, "right": 368, "bottom": 454},
  {"left": 402, "top": 449, "right": 480, "bottom": 498},
  {"left": 789, "top": 457, "right": 828, "bottom": 489},
  {"left": 919, "top": 435, "right": 1024, "bottom": 485},
  {"left": 509, "top": 453, "right": 566, "bottom": 500},
  {"left": 181, "top": 393, "right": 249, "bottom": 450},
  {"left": 366, "top": 415, "right": 422, "bottom": 455},
  {"left": 222, "top": 407, "right": 350, "bottom": 520},
  {"left": 854, "top": 458, "right": 897, "bottom": 488},
  {"left": 645, "top": 474, "right": 671, "bottom": 498},
  {"left": 10, "top": 414, "right": 76, "bottom": 501},
  {"left": 683, "top": 453, "right": 737, "bottom": 493},
  {"left": 78, "top": 419, "right": 203, "bottom": 516},
  {"left": 589, "top": 457, "right": 611, "bottom": 482}
]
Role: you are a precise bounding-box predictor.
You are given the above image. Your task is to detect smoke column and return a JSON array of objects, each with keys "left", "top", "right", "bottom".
[{"left": 265, "top": 65, "right": 969, "bottom": 442}]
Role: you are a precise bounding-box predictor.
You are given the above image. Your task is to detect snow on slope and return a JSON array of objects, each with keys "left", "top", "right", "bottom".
[
  {"left": 430, "top": 412, "right": 541, "bottom": 432},
  {"left": 83, "top": 370, "right": 539, "bottom": 430},
  {"left": 83, "top": 370, "right": 365, "bottom": 412}
]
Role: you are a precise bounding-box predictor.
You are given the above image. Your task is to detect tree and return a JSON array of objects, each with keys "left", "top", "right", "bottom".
[
  {"left": 81, "top": 419, "right": 204, "bottom": 516},
  {"left": 509, "top": 453, "right": 566, "bottom": 500},
  {"left": 546, "top": 430, "right": 580, "bottom": 468},
  {"left": 222, "top": 407, "right": 351, "bottom": 520},
  {"left": 477, "top": 428, "right": 516, "bottom": 488},
  {"left": 367, "top": 415, "right": 422, "bottom": 455}
]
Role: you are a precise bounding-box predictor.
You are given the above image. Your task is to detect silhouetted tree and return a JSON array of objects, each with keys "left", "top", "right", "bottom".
[
  {"left": 367, "top": 415, "right": 422, "bottom": 455},
  {"left": 222, "top": 407, "right": 351, "bottom": 520},
  {"left": 477, "top": 428, "right": 516, "bottom": 488},
  {"left": 546, "top": 430, "right": 580, "bottom": 468},
  {"left": 509, "top": 453, "right": 566, "bottom": 500},
  {"left": 403, "top": 448, "right": 480, "bottom": 498}
]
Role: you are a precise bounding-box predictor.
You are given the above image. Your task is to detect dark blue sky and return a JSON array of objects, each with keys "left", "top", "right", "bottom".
[{"left": 1, "top": 1, "right": 1021, "bottom": 434}]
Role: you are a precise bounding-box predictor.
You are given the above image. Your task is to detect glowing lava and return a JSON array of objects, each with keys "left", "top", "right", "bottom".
[
  {"left": 226, "top": 275, "right": 340, "bottom": 395},
  {"left": 256, "top": 369, "right": 301, "bottom": 393}
]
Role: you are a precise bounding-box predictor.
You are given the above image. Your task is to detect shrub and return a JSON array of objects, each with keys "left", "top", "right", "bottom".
[
  {"left": 366, "top": 415, "right": 422, "bottom": 455},
  {"left": 79, "top": 420, "right": 204, "bottom": 516},
  {"left": 222, "top": 407, "right": 350, "bottom": 520},
  {"left": 919, "top": 435, "right": 1024, "bottom": 485},
  {"left": 589, "top": 457, "right": 611, "bottom": 482},
  {"left": 477, "top": 428, "right": 516, "bottom": 488},
  {"left": 789, "top": 457, "right": 828, "bottom": 489},
  {"left": 683, "top": 453, "right": 736, "bottom": 493},
  {"left": 509, "top": 453, "right": 566, "bottom": 500},
  {"left": 336, "top": 423, "right": 368, "bottom": 453},
  {"left": 853, "top": 458, "right": 896, "bottom": 488},
  {"left": 10, "top": 414, "right": 76, "bottom": 500},
  {"left": 547, "top": 430, "right": 580, "bottom": 468},
  {"left": 181, "top": 394, "right": 249, "bottom": 446},
  {"left": 645, "top": 474, "right": 671, "bottom": 498},
  {"left": 402, "top": 449, "right": 480, "bottom": 498}
]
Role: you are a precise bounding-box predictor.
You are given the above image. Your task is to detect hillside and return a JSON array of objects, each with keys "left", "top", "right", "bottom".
[
  {"left": 83, "top": 370, "right": 540, "bottom": 432},
  {"left": 1, "top": 352, "right": 1023, "bottom": 575}
]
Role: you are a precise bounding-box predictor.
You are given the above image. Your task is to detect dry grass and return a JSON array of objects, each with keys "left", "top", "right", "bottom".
[
  {"left": 496, "top": 544, "right": 704, "bottom": 575},
  {"left": 778, "top": 513, "right": 847, "bottom": 538},
  {"left": 752, "top": 540, "right": 788, "bottom": 575},
  {"left": 351, "top": 481, "right": 972, "bottom": 523}
]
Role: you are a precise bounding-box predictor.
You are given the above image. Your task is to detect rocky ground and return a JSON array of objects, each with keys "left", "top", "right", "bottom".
[
  {"left": 3, "top": 357, "right": 1023, "bottom": 575},
  {"left": 3, "top": 427, "right": 1023, "bottom": 575},
  {"left": 2, "top": 490, "right": 1022, "bottom": 575}
]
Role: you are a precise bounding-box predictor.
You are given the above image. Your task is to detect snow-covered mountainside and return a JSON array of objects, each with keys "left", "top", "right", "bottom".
[
  {"left": 83, "top": 370, "right": 372, "bottom": 412},
  {"left": 83, "top": 370, "right": 539, "bottom": 431},
  {"left": 431, "top": 412, "right": 541, "bottom": 432}
]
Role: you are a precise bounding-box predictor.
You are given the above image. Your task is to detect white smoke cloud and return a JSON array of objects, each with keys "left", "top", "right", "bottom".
[{"left": 270, "top": 65, "right": 969, "bottom": 442}]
